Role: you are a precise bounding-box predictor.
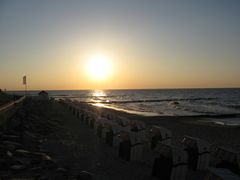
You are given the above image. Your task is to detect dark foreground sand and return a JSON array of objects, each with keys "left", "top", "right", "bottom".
[{"left": 0, "top": 98, "right": 239, "bottom": 179}]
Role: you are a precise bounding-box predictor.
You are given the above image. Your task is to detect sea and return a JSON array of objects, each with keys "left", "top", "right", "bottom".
[{"left": 7, "top": 88, "right": 240, "bottom": 125}]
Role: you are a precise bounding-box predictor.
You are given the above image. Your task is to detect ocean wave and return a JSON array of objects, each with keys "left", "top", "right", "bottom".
[
  {"left": 53, "top": 95, "right": 127, "bottom": 99},
  {"left": 86, "top": 97, "right": 217, "bottom": 104},
  {"left": 50, "top": 89, "right": 240, "bottom": 118},
  {"left": 225, "top": 105, "right": 240, "bottom": 110}
]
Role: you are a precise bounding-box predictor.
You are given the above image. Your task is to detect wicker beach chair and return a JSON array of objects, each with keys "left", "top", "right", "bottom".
[
  {"left": 150, "top": 126, "right": 172, "bottom": 150},
  {"left": 117, "top": 130, "right": 147, "bottom": 162},
  {"left": 94, "top": 118, "right": 106, "bottom": 138},
  {"left": 181, "top": 135, "right": 211, "bottom": 170},
  {"left": 84, "top": 111, "right": 97, "bottom": 127},
  {"left": 112, "top": 124, "right": 123, "bottom": 147},
  {"left": 152, "top": 143, "right": 188, "bottom": 180},
  {"left": 118, "top": 130, "right": 131, "bottom": 161},
  {"left": 214, "top": 147, "right": 240, "bottom": 175},
  {"left": 101, "top": 120, "right": 113, "bottom": 139},
  {"left": 129, "top": 131, "right": 144, "bottom": 161}
]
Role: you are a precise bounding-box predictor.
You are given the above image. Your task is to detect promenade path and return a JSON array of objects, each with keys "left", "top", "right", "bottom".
[{"left": 0, "top": 96, "right": 25, "bottom": 113}]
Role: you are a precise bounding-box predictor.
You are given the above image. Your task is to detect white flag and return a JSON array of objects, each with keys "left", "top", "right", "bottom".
[{"left": 23, "top": 76, "right": 26, "bottom": 85}]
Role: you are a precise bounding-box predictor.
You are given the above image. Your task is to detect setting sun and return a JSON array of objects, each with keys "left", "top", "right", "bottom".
[{"left": 86, "top": 54, "right": 112, "bottom": 81}]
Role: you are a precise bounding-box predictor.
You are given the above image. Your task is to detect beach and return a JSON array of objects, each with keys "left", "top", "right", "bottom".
[{"left": 0, "top": 96, "right": 239, "bottom": 179}]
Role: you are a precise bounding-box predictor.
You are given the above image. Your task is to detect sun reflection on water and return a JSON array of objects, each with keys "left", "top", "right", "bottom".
[
  {"left": 92, "top": 90, "right": 106, "bottom": 97},
  {"left": 91, "top": 90, "right": 106, "bottom": 106},
  {"left": 93, "top": 103, "right": 105, "bottom": 107}
]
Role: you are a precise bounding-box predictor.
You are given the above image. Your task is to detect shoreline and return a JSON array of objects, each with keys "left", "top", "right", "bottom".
[
  {"left": 93, "top": 102, "right": 240, "bottom": 118},
  {"left": 89, "top": 102, "right": 240, "bottom": 126}
]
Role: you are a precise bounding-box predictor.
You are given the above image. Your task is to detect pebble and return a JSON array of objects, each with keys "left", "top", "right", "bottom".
[
  {"left": 77, "top": 171, "right": 94, "bottom": 180},
  {"left": 15, "top": 149, "right": 32, "bottom": 157},
  {"left": 54, "top": 167, "right": 68, "bottom": 180},
  {"left": 31, "top": 166, "right": 42, "bottom": 173},
  {"left": 10, "top": 164, "right": 25, "bottom": 171},
  {"left": 42, "top": 158, "right": 56, "bottom": 169},
  {"left": 15, "top": 149, "right": 52, "bottom": 160},
  {"left": 6, "top": 151, "right": 13, "bottom": 158}
]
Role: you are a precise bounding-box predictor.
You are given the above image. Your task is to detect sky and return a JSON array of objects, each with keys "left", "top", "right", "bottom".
[{"left": 0, "top": 0, "right": 240, "bottom": 90}]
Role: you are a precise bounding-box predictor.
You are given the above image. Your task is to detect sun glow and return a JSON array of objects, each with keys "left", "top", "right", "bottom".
[{"left": 86, "top": 54, "right": 112, "bottom": 81}]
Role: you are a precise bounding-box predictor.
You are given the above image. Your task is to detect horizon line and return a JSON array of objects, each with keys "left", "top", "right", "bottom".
[{"left": 5, "top": 87, "right": 240, "bottom": 92}]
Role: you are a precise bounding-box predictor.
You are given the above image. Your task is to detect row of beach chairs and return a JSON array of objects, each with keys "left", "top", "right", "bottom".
[{"left": 60, "top": 99, "right": 240, "bottom": 180}]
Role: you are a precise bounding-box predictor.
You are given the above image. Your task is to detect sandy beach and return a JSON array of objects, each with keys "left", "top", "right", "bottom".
[{"left": 0, "top": 97, "right": 239, "bottom": 179}]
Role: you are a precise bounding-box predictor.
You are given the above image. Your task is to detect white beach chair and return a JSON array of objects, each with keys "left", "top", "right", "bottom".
[
  {"left": 129, "top": 132, "right": 143, "bottom": 161},
  {"left": 85, "top": 111, "right": 97, "bottom": 127},
  {"left": 136, "top": 121, "right": 146, "bottom": 130},
  {"left": 139, "top": 129, "right": 153, "bottom": 164},
  {"left": 171, "top": 148, "right": 188, "bottom": 180},
  {"left": 103, "top": 122, "right": 117, "bottom": 146},
  {"left": 123, "top": 125, "right": 132, "bottom": 132},
  {"left": 78, "top": 109, "right": 85, "bottom": 121},
  {"left": 94, "top": 118, "right": 110, "bottom": 138},
  {"left": 214, "top": 146, "right": 240, "bottom": 174},
  {"left": 94, "top": 118, "right": 104, "bottom": 136},
  {"left": 101, "top": 120, "right": 112, "bottom": 139},
  {"left": 136, "top": 121, "right": 147, "bottom": 140},
  {"left": 112, "top": 124, "right": 123, "bottom": 147},
  {"left": 83, "top": 110, "right": 90, "bottom": 124},
  {"left": 197, "top": 138, "right": 211, "bottom": 170},
  {"left": 118, "top": 131, "right": 131, "bottom": 160},
  {"left": 181, "top": 135, "right": 211, "bottom": 170},
  {"left": 152, "top": 143, "right": 188, "bottom": 180},
  {"left": 71, "top": 106, "right": 77, "bottom": 115},
  {"left": 120, "top": 118, "right": 131, "bottom": 127},
  {"left": 93, "top": 119, "right": 100, "bottom": 131},
  {"left": 150, "top": 126, "right": 172, "bottom": 150}
]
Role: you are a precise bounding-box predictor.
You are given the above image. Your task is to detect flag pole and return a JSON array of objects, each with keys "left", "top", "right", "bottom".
[
  {"left": 23, "top": 76, "right": 27, "bottom": 96},
  {"left": 25, "top": 81, "right": 27, "bottom": 96}
]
